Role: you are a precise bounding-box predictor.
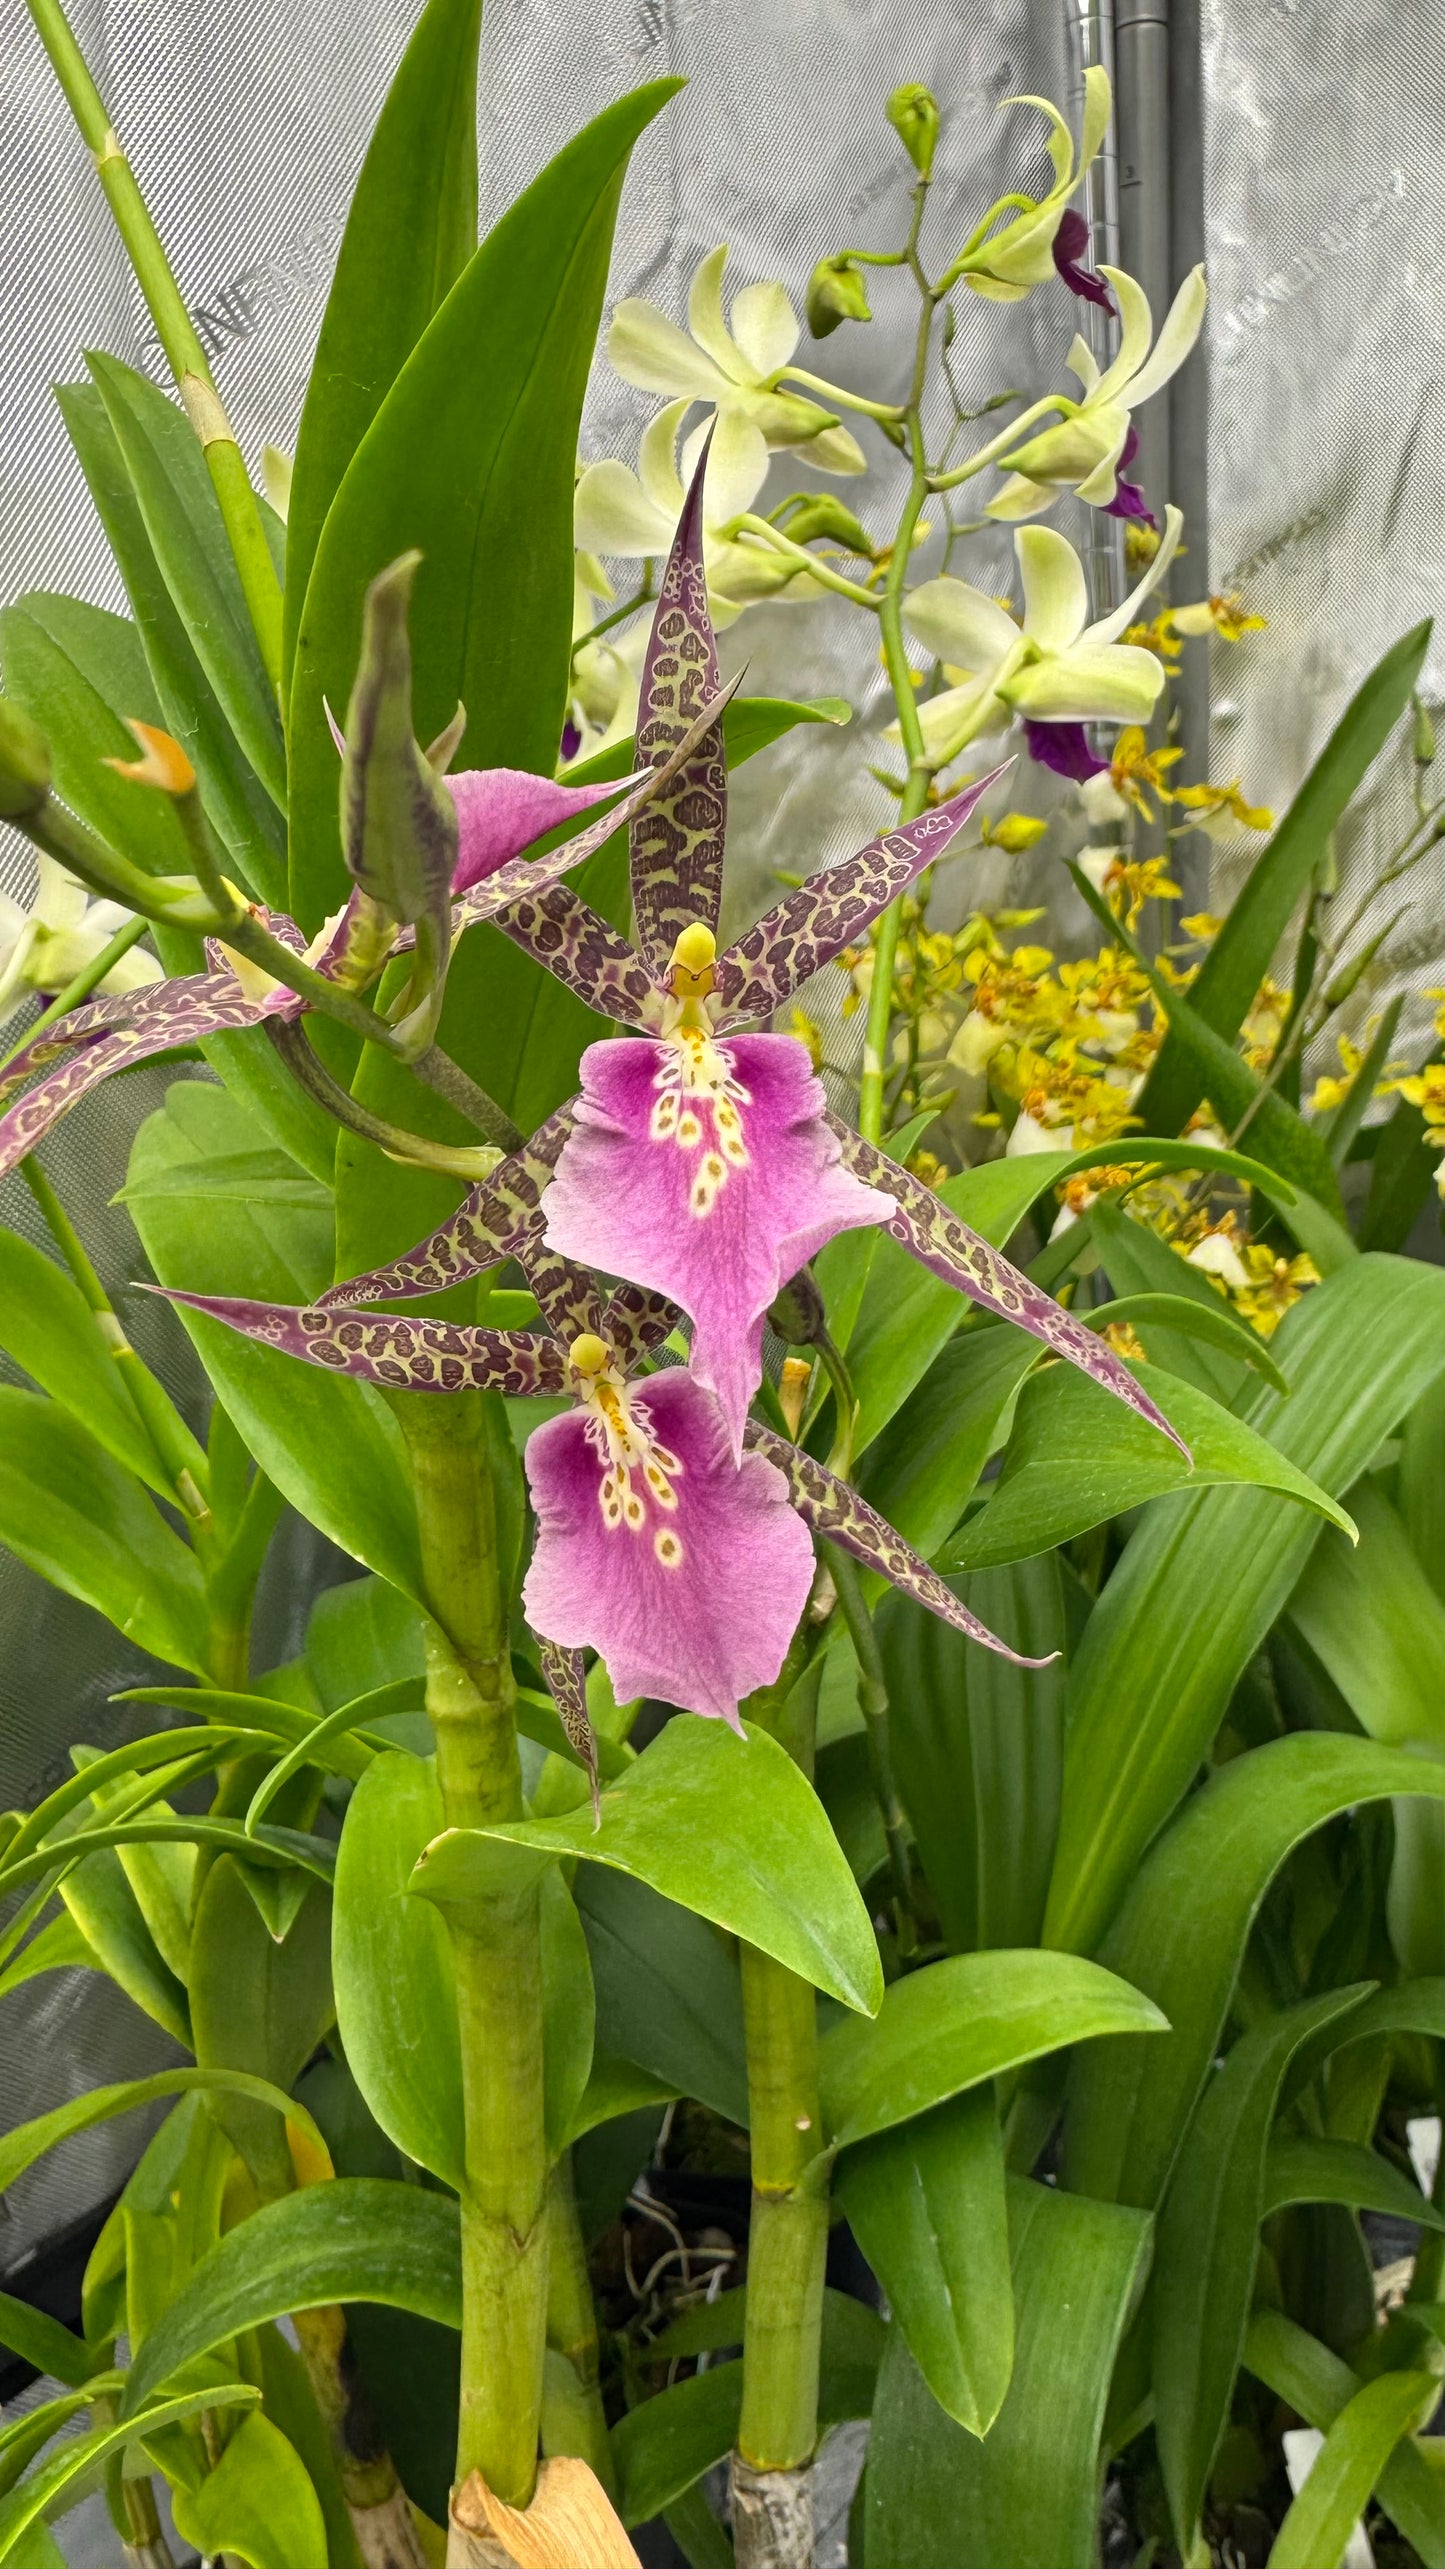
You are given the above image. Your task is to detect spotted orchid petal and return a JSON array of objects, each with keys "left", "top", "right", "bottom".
[
  {"left": 543, "top": 1031, "right": 887, "bottom": 1458},
  {"left": 600, "top": 1280, "right": 682, "bottom": 1369},
  {"left": 539, "top": 1639, "right": 601, "bottom": 1823},
  {"left": 492, "top": 885, "right": 660, "bottom": 1025},
  {"left": 0, "top": 971, "right": 301, "bottom": 1184},
  {"left": 713, "top": 769, "right": 1008, "bottom": 1025},
  {"left": 744, "top": 1422, "right": 1056, "bottom": 1667},
  {"left": 446, "top": 768, "right": 645, "bottom": 896},
  {"left": 826, "top": 1119, "right": 1191, "bottom": 1459},
  {"left": 629, "top": 445, "right": 729, "bottom": 972},
  {"left": 522, "top": 1366, "right": 815, "bottom": 1728},
  {"left": 314, "top": 1108, "right": 577, "bottom": 1311},
  {"left": 149, "top": 1288, "right": 568, "bottom": 1398},
  {"left": 0, "top": 987, "right": 155, "bottom": 1106}
]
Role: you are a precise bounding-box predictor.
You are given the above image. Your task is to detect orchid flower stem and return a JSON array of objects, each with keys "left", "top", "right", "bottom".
[
  {"left": 861, "top": 170, "right": 939, "bottom": 1146},
  {"left": 16, "top": 796, "right": 220, "bottom": 933},
  {"left": 0, "top": 914, "right": 150, "bottom": 1077},
  {"left": 23, "top": 0, "right": 283, "bottom": 687},
  {"left": 826, "top": 1546, "right": 916, "bottom": 1934},
  {"left": 777, "top": 364, "right": 907, "bottom": 421},
  {"left": 924, "top": 393, "right": 1070, "bottom": 493},
  {"left": 266, "top": 1021, "right": 506, "bottom": 1179},
  {"left": 734, "top": 518, "right": 880, "bottom": 611},
  {"left": 569, "top": 573, "right": 654, "bottom": 665},
  {"left": 19, "top": 1154, "right": 216, "bottom": 1537},
  {"left": 734, "top": 1649, "right": 830, "bottom": 2565},
  {"left": 542, "top": 2154, "right": 617, "bottom": 2497},
  {"left": 392, "top": 1393, "right": 547, "bottom": 2510}
]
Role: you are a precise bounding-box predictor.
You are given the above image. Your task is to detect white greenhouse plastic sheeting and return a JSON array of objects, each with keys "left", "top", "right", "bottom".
[{"left": 0, "top": 0, "right": 1440, "bottom": 2269}]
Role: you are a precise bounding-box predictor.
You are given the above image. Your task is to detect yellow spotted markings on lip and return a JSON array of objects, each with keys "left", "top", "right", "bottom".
[
  {"left": 568, "top": 1333, "right": 686, "bottom": 1566},
  {"left": 649, "top": 1014, "right": 752, "bottom": 1219}
]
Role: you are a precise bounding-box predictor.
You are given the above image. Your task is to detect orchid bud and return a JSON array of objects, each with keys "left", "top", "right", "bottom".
[
  {"left": 768, "top": 1268, "right": 827, "bottom": 1347},
  {"left": 341, "top": 552, "right": 459, "bottom": 1051},
  {"left": 781, "top": 495, "right": 873, "bottom": 555},
  {"left": 887, "top": 83, "right": 940, "bottom": 177},
  {"left": 0, "top": 699, "right": 51, "bottom": 820},
  {"left": 1414, "top": 696, "right": 1436, "bottom": 767},
  {"left": 806, "top": 254, "right": 872, "bottom": 339}
]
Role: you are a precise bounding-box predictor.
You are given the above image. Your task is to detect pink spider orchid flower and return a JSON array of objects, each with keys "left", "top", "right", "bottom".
[
  {"left": 147, "top": 1126, "right": 1048, "bottom": 1791},
  {"left": 324, "top": 457, "right": 1189, "bottom": 1469}
]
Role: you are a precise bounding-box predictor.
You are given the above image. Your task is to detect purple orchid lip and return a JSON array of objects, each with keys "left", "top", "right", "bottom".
[
  {"left": 1024, "top": 719, "right": 1110, "bottom": 784},
  {"left": 1103, "top": 423, "right": 1156, "bottom": 525},
  {"left": 1052, "top": 208, "right": 1114, "bottom": 311}
]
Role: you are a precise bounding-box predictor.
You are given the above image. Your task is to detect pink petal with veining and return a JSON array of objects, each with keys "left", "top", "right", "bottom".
[{"left": 446, "top": 768, "right": 638, "bottom": 893}]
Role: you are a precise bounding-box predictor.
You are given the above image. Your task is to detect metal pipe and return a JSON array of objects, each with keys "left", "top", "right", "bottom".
[{"left": 1063, "top": 0, "right": 1126, "bottom": 616}]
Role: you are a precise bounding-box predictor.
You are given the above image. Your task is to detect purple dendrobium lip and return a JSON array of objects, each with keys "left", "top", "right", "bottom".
[
  {"left": 1024, "top": 719, "right": 1109, "bottom": 784},
  {"left": 1052, "top": 209, "right": 1114, "bottom": 311},
  {"left": 1102, "top": 423, "right": 1156, "bottom": 526}
]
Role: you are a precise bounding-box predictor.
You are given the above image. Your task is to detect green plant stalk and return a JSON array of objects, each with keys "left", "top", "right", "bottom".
[
  {"left": 542, "top": 2152, "right": 617, "bottom": 2497},
  {"left": 859, "top": 171, "right": 939, "bottom": 1146},
  {"left": 736, "top": 1657, "right": 829, "bottom": 2484},
  {"left": 0, "top": 914, "right": 151, "bottom": 1077},
  {"left": 394, "top": 1391, "right": 548, "bottom": 2508},
  {"left": 24, "top": 0, "right": 283, "bottom": 687},
  {"left": 828, "top": 1545, "right": 914, "bottom": 1930},
  {"left": 19, "top": 1156, "right": 214, "bottom": 1532}
]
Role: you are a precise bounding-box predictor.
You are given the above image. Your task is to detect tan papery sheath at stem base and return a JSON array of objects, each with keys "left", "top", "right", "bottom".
[{"left": 447, "top": 2457, "right": 642, "bottom": 2567}]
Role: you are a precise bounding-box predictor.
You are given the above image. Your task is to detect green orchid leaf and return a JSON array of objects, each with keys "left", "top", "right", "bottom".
[
  {"left": 288, "top": 79, "right": 681, "bottom": 928},
  {"left": 574, "top": 1866, "right": 748, "bottom": 2131},
  {"left": 0, "top": 592, "right": 190, "bottom": 876},
  {"left": 121, "top": 2179, "right": 461, "bottom": 2417},
  {"left": 1262, "top": 2133, "right": 1445, "bottom": 2228},
  {"left": 0, "top": 2292, "right": 99, "bottom": 2390},
  {"left": 856, "top": 1328, "right": 1042, "bottom": 1570},
  {"left": 414, "top": 1718, "right": 883, "bottom": 2018},
  {"left": 126, "top": 1083, "right": 423, "bottom": 1600},
  {"left": 1084, "top": 1291, "right": 1289, "bottom": 1392},
  {"left": 1046, "top": 1254, "right": 1445, "bottom": 1958},
  {"left": 0, "top": 1815, "right": 333, "bottom": 1903},
  {"left": 563, "top": 2054, "right": 678, "bottom": 2144},
  {"left": 332, "top": 1753, "right": 465, "bottom": 2189},
  {"left": 283, "top": 0, "right": 483, "bottom": 693},
  {"left": 57, "top": 379, "right": 290, "bottom": 910},
  {"left": 0, "top": 1228, "right": 205, "bottom": 1498},
  {"left": 946, "top": 1357, "right": 1352, "bottom": 1575},
  {"left": 1092, "top": 1197, "right": 1262, "bottom": 1401},
  {"left": 835, "top": 2090, "right": 1012, "bottom": 2435},
  {"left": 189, "top": 1859, "right": 334, "bottom": 2188},
  {"left": 0, "top": 1388, "right": 209, "bottom": 1674},
  {"left": 171, "top": 2408, "right": 328, "bottom": 2569},
  {"left": 0, "top": 2384, "right": 259, "bottom": 2561},
  {"left": 1360, "top": 1077, "right": 1443, "bottom": 1252},
  {"left": 1139, "top": 621, "right": 1432, "bottom": 1135},
  {"left": 612, "top": 2294, "right": 882, "bottom": 2527},
  {"left": 1245, "top": 2310, "right": 1445, "bottom": 2568},
  {"left": 882, "top": 1556, "right": 1066, "bottom": 1954},
  {"left": 864, "top": 2179, "right": 1152, "bottom": 2569},
  {"left": 0, "top": 1910, "right": 97, "bottom": 2008},
  {"left": 59, "top": 1851, "right": 192, "bottom": 2045},
  {"left": 0, "top": 2067, "right": 326, "bottom": 2198},
  {"left": 1290, "top": 1479, "right": 1445, "bottom": 1753},
  {"left": 1064, "top": 1733, "right": 1445, "bottom": 2216},
  {"left": 818, "top": 1947, "right": 1166, "bottom": 2149},
  {"left": 1271, "top": 2368, "right": 1438, "bottom": 2569},
  {"left": 540, "top": 1870, "right": 595, "bottom": 2158},
  {"left": 86, "top": 354, "right": 286, "bottom": 808},
  {"left": 1151, "top": 1986, "right": 1370, "bottom": 2553}
]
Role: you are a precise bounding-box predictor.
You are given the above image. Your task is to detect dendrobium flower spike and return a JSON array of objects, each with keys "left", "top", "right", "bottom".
[
  {"left": 326, "top": 457, "right": 1190, "bottom": 1472},
  {"left": 608, "top": 246, "right": 868, "bottom": 475}
]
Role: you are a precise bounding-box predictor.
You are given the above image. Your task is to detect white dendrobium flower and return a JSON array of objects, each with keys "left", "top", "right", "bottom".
[
  {"left": 0, "top": 856, "right": 159, "bottom": 1029},
  {"left": 952, "top": 69, "right": 1112, "bottom": 301},
  {"left": 901, "top": 507, "right": 1182, "bottom": 768},
  {"left": 575, "top": 403, "right": 819, "bottom": 624},
  {"left": 986, "top": 266, "right": 1207, "bottom": 520},
  {"left": 607, "top": 247, "right": 867, "bottom": 475}
]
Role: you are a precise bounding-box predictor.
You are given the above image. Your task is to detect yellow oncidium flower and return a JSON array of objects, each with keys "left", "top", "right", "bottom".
[
  {"left": 1232, "top": 1246, "right": 1321, "bottom": 1337},
  {"left": 1181, "top": 911, "right": 1224, "bottom": 945},
  {"left": 1123, "top": 611, "right": 1183, "bottom": 662},
  {"left": 1077, "top": 844, "right": 1182, "bottom": 926},
  {"left": 1171, "top": 777, "right": 1275, "bottom": 839},
  {"left": 1171, "top": 592, "right": 1267, "bottom": 642},
  {"left": 1081, "top": 723, "right": 1184, "bottom": 823},
  {"left": 788, "top": 1008, "right": 824, "bottom": 1071},
  {"left": 981, "top": 811, "right": 1051, "bottom": 852},
  {"left": 1103, "top": 1319, "right": 1148, "bottom": 1361}
]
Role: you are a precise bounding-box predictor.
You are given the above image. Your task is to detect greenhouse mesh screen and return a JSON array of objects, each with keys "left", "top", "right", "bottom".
[{"left": 0, "top": 0, "right": 1442, "bottom": 2264}]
